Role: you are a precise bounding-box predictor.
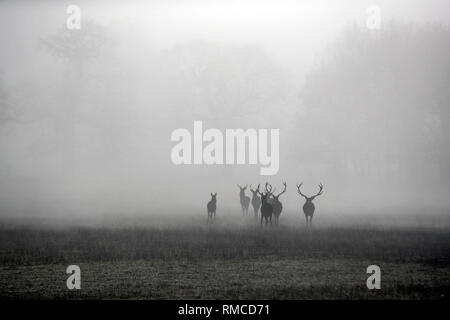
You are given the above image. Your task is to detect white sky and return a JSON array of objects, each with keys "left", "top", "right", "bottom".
[{"left": 1, "top": 0, "right": 449, "bottom": 84}]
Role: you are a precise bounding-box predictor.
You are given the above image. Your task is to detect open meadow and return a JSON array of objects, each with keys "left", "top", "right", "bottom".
[{"left": 0, "top": 211, "right": 449, "bottom": 299}]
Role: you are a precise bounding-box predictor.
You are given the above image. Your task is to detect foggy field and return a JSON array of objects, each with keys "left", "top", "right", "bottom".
[
  {"left": 1, "top": 0, "right": 450, "bottom": 302},
  {"left": 0, "top": 214, "right": 449, "bottom": 299}
]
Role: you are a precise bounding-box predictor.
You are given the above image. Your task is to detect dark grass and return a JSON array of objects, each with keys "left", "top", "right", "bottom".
[
  {"left": 0, "top": 216, "right": 449, "bottom": 299},
  {"left": 0, "top": 225, "right": 449, "bottom": 266}
]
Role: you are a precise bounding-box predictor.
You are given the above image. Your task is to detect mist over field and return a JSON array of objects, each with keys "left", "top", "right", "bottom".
[
  {"left": 1, "top": 1, "right": 450, "bottom": 301},
  {"left": 0, "top": 0, "right": 450, "bottom": 222}
]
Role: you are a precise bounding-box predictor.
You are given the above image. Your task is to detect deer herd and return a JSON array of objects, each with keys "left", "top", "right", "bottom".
[{"left": 207, "top": 182, "right": 324, "bottom": 227}]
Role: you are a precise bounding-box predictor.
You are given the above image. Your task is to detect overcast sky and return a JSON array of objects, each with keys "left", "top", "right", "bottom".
[{"left": 1, "top": 0, "right": 449, "bottom": 84}]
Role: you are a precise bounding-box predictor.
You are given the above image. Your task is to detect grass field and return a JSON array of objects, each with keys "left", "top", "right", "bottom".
[{"left": 0, "top": 213, "right": 449, "bottom": 299}]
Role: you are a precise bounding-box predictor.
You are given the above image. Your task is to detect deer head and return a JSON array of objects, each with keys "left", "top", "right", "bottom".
[
  {"left": 210, "top": 192, "right": 217, "bottom": 202},
  {"left": 265, "top": 182, "right": 278, "bottom": 199},
  {"left": 237, "top": 184, "right": 248, "bottom": 196},
  {"left": 256, "top": 183, "right": 271, "bottom": 203},
  {"left": 256, "top": 184, "right": 267, "bottom": 203},
  {"left": 296, "top": 183, "right": 323, "bottom": 201},
  {"left": 249, "top": 185, "right": 259, "bottom": 197},
  {"left": 272, "top": 182, "right": 287, "bottom": 201}
]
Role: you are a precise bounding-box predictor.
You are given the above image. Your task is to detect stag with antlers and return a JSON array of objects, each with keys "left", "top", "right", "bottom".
[
  {"left": 269, "top": 182, "right": 287, "bottom": 226},
  {"left": 237, "top": 185, "right": 251, "bottom": 216},
  {"left": 296, "top": 183, "right": 323, "bottom": 227},
  {"left": 207, "top": 193, "right": 217, "bottom": 222},
  {"left": 256, "top": 183, "right": 274, "bottom": 226},
  {"left": 249, "top": 185, "right": 261, "bottom": 218}
]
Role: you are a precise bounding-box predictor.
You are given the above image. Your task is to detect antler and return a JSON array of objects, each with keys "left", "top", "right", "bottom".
[
  {"left": 275, "top": 182, "right": 287, "bottom": 198},
  {"left": 312, "top": 183, "right": 324, "bottom": 198},
  {"left": 265, "top": 182, "right": 274, "bottom": 196},
  {"left": 255, "top": 184, "right": 263, "bottom": 196},
  {"left": 296, "top": 183, "right": 307, "bottom": 199}
]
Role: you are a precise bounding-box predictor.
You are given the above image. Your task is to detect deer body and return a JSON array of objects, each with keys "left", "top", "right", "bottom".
[
  {"left": 238, "top": 185, "right": 251, "bottom": 216},
  {"left": 260, "top": 195, "right": 273, "bottom": 226},
  {"left": 272, "top": 201, "right": 283, "bottom": 223},
  {"left": 296, "top": 183, "right": 323, "bottom": 227},
  {"left": 207, "top": 193, "right": 217, "bottom": 221},
  {"left": 303, "top": 201, "right": 315, "bottom": 217},
  {"left": 250, "top": 186, "right": 261, "bottom": 218},
  {"left": 257, "top": 183, "right": 274, "bottom": 226},
  {"left": 270, "top": 182, "right": 286, "bottom": 225}
]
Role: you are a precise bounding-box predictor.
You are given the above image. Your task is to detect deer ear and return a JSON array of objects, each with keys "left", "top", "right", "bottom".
[
  {"left": 214, "top": 193, "right": 217, "bottom": 196},
  {"left": 211, "top": 193, "right": 213, "bottom": 197}
]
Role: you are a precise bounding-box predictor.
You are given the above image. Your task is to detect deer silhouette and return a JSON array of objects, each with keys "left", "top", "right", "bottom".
[
  {"left": 237, "top": 185, "right": 250, "bottom": 216},
  {"left": 249, "top": 185, "right": 261, "bottom": 218},
  {"left": 269, "top": 182, "right": 287, "bottom": 226},
  {"left": 207, "top": 193, "right": 217, "bottom": 222},
  {"left": 257, "top": 183, "right": 274, "bottom": 226},
  {"left": 296, "top": 183, "right": 323, "bottom": 227}
]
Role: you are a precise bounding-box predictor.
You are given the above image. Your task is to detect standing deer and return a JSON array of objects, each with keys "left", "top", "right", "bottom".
[
  {"left": 249, "top": 185, "right": 261, "bottom": 218},
  {"left": 237, "top": 185, "right": 250, "bottom": 216},
  {"left": 207, "top": 193, "right": 217, "bottom": 222},
  {"left": 296, "top": 183, "right": 323, "bottom": 227},
  {"left": 270, "top": 182, "right": 287, "bottom": 226},
  {"left": 257, "top": 183, "right": 273, "bottom": 226}
]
